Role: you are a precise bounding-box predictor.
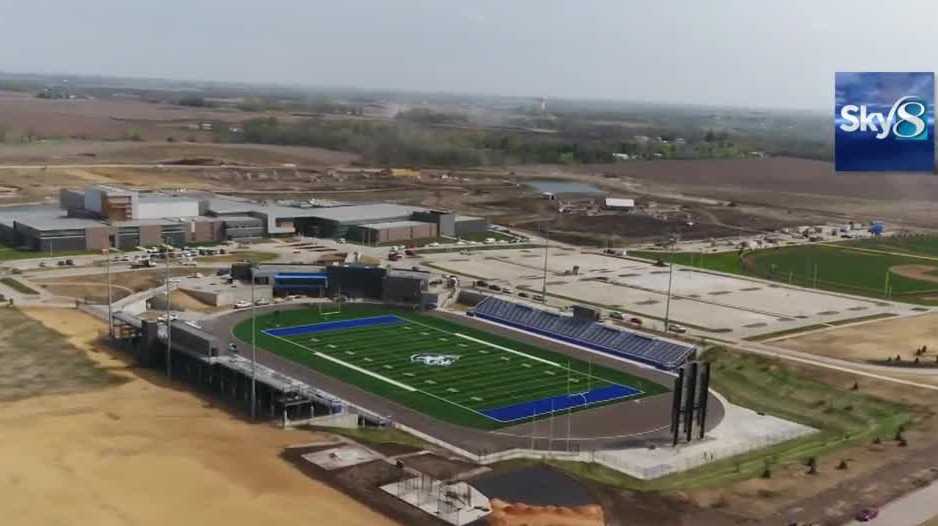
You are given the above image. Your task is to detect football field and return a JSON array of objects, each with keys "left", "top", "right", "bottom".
[{"left": 232, "top": 305, "right": 667, "bottom": 429}]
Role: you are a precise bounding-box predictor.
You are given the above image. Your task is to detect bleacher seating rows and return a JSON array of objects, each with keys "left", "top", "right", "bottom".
[{"left": 472, "top": 297, "right": 694, "bottom": 369}]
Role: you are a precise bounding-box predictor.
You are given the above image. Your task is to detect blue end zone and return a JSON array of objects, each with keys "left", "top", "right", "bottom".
[
  {"left": 263, "top": 314, "right": 405, "bottom": 337},
  {"left": 480, "top": 384, "right": 641, "bottom": 423}
]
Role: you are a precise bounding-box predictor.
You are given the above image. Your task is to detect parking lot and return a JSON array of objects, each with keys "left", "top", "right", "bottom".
[{"left": 422, "top": 248, "right": 906, "bottom": 337}]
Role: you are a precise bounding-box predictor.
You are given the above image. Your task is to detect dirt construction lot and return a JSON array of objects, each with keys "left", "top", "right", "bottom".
[
  {"left": 0, "top": 307, "right": 395, "bottom": 526},
  {"left": 777, "top": 312, "right": 938, "bottom": 364}
]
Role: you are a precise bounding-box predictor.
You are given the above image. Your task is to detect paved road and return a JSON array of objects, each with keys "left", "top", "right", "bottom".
[{"left": 845, "top": 482, "right": 938, "bottom": 526}]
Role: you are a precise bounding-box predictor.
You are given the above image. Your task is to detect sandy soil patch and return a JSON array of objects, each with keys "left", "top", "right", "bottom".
[
  {"left": 1, "top": 308, "right": 396, "bottom": 526},
  {"left": 776, "top": 312, "right": 938, "bottom": 363},
  {"left": 487, "top": 499, "right": 603, "bottom": 526}
]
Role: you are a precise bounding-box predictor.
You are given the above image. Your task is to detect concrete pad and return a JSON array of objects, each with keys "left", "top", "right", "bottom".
[
  {"left": 301, "top": 444, "right": 380, "bottom": 471},
  {"left": 592, "top": 399, "right": 817, "bottom": 480},
  {"left": 381, "top": 478, "right": 490, "bottom": 526}
]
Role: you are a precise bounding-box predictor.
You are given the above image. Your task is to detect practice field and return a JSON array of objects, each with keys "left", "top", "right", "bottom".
[
  {"left": 634, "top": 243, "right": 938, "bottom": 304},
  {"left": 233, "top": 305, "right": 667, "bottom": 429}
]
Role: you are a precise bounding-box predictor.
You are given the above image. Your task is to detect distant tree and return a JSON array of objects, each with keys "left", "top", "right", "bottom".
[{"left": 178, "top": 95, "right": 209, "bottom": 108}]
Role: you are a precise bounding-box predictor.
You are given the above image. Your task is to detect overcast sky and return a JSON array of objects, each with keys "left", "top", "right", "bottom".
[{"left": 1, "top": 0, "right": 937, "bottom": 110}]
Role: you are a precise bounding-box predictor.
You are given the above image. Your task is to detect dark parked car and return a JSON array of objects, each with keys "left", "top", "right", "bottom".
[{"left": 855, "top": 508, "right": 879, "bottom": 522}]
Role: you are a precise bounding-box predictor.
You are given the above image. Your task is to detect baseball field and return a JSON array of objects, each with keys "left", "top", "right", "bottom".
[
  {"left": 232, "top": 305, "right": 667, "bottom": 430},
  {"left": 633, "top": 237, "right": 938, "bottom": 304}
]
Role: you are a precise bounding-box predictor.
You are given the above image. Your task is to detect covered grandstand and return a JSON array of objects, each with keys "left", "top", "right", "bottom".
[{"left": 471, "top": 297, "right": 694, "bottom": 369}]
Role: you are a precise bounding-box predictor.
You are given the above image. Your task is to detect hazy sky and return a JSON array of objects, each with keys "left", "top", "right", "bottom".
[{"left": 1, "top": 0, "right": 937, "bottom": 110}]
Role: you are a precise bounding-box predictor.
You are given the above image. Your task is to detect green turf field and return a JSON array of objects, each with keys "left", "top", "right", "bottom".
[
  {"left": 844, "top": 234, "right": 938, "bottom": 258},
  {"left": 233, "top": 305, "right": 667, "bottom": 429},
  {"left": 632, "top": 243, "right": 938, "bottom": 304}
]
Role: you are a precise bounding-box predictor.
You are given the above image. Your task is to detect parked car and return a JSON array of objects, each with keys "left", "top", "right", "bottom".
[
  {"left": 855, "top": 508, "right": 879, "bottom": 522},
  {"left": 234, "top": 300, "right": 251, "bottom": 309},
  {"left": 533, "top": 294, "right": 544, "bottom": 301},
  {"left": 518, "top": 292, "right": 530, "bottom": 298},
  {"left": 668, "top": 323, "right": 687, "bottom": 334},
  {"left": 609, "top": 311, "right": 625, "bottom": 321},
  {"left": 488, "top": 284, "right": 502, "bottom": 292},
  {"left": 255, "top": 298, "right": 270, "bottom": 306},
  {"left": 629, "top": 317, "right": 643, "bottom": 325}
]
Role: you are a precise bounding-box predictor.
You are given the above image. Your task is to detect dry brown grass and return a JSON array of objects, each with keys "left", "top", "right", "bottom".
[{"left": 0, "top": 307, "right": 397, "bottom": 526}]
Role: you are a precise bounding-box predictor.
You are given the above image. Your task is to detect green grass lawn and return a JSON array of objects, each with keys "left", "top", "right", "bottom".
[
  {"left": 0, "top": 243, "right": 93, "bottom": 262},
  {"left": 0, "top": 277, "right": 38, "bottom": 295},
  {"left": 844, "top": 234, "right": 938, "bottom": 258},
  {"left": 233, "top": 304, "right": 667, "bottom": 429},
  {"left": 631, "top": 245, "right": 938, "bottom": 304},
  {"left": 492, "top": 346, "right": 913, "bottom": 491}
]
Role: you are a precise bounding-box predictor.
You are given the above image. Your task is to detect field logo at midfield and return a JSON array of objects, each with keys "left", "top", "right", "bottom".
[
  {"left": 835, "top": 72, "right": 935, "bottom": 172},
  {"left": 411, "top": 353, "right": 460, "bottom": 367}
]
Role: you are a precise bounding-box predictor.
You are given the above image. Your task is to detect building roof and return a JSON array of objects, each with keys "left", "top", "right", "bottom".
[
  {"left": 359, "top": 220, "right": 431, "bottom": 230},
  {"left": 605, "top": 198, "right": 636, "bottom": 208},
  {"left": 455, "top": 215, "right": 485, "bottom": 222},
  {"left": 111, "top": 218, "right": 176, "bottom": 227},
  {"left": 138, "top": 195, "right": 198, "bottom": 205},
  {"left": 387, "top": 269, "right": 431, "bottom": 280},
  {"left": 0, "top": 206, "right": 103, "bottom": 230},
  {"left": 289, "top": 203, "right": 423, "bottom": 223},
  {"left": 219, "top": 215, "right": 262, "bottom": 224},
  {"left": 206, "top": 197, "right": 263, "bottom": 215}
]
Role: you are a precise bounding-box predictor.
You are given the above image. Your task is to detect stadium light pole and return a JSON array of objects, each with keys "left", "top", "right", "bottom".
[
  {"left": 164, "top": 240, "right": 172, "bottom": 379},
  {"left": 569, "top": 392, "right": 587, "bottom": 453},
  {"left": 663, "top": 234, "right": 679, "bottom": 331},
  {"left": 105, "top": 246, "right": 113, "bottom": 338},
  {"left": 541, "top": 223, "right": 550, "bottom": 303},
  {"left": 250, "top": 260, "right": 257, "bottom": 420}
]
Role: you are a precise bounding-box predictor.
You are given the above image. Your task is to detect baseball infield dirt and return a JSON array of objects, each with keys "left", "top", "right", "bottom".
[{"left": 0, "top": 308, "right": 396, "bottom": 526}]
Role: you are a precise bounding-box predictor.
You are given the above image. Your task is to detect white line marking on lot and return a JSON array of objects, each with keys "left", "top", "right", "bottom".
[{"left": 453, "top": 333, "right": 560, "bottom": 367}]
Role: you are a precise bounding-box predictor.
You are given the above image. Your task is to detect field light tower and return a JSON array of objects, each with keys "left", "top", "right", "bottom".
[
  {"left": 250, "top": 260, "right": 257, "bottom": 420},
  {"left": 663, "top": 233, "right": 680, "bottom": 331},
  {"left": 164, "top": 238, "right": 172, "bottom": 379}
]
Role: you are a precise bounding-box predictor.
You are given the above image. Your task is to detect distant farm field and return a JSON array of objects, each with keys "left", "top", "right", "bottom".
[{"left": 632, "top": 240, "right": 938, "bottom": 304}]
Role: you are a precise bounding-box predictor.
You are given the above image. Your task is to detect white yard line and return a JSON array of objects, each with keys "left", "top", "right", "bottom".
[
  {"left": 267, "top": 333, "right": 417, "bottom": 392},
  {"left": 453, "top": 333, "right": 560, "bottom": 367},
  {"left": 407, "top": 314, "right": 629, "bottom": 385}
]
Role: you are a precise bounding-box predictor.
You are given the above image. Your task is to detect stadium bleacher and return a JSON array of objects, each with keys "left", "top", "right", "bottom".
[{"left": 472, "top": 297, "right": 694, "bottom": 369}]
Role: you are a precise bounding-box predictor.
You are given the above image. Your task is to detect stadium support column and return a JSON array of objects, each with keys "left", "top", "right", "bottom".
[
  {"left": 683, "top": 361, "right": 698, "bottom": 443},
  {"left": 696, "top": 362, "right": 711, "bottom": 440},
  {"left": 671, "top": 368, "right": 685, "bottom": 447}
]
